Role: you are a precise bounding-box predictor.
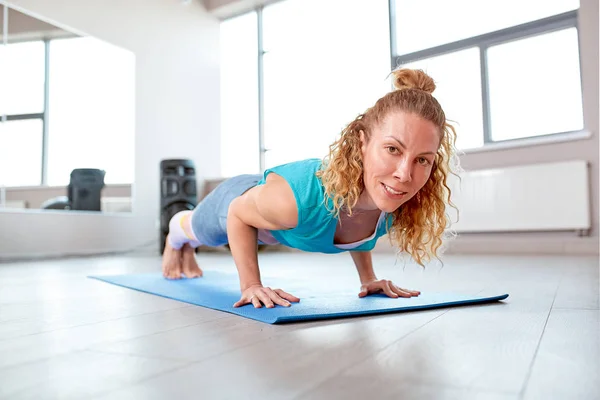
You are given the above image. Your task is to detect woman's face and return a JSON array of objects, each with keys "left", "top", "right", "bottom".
[{"left": 360, "top": 111, "right": 440, "bottom": 213}]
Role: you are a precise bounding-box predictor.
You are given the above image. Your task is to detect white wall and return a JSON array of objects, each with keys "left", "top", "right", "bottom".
[{"left": 0, "top": 0, "right": 221, "bottom": 259}]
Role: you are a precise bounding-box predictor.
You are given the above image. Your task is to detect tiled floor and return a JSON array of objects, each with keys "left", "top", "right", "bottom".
[{"left": 0, "top": 252, "right": 598, "bottom": 399}]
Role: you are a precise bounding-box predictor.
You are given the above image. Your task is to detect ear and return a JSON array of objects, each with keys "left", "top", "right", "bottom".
[{"left": 359, "top": 130, "right": 366, "bottom": 152}]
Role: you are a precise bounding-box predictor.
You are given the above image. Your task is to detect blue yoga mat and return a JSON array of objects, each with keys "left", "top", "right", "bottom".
[{"left": 89, "top": 271, "right": 509, "bottom": 324}]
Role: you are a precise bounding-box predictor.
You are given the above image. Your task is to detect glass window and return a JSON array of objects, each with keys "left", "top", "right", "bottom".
[
  {"left": 0, "top": 119, "right": 43, "bottom": 187},
  {"left": 0, "top": 40, "right": 45, "bottom": 116},
  {"left": 47, "top": 37, "right": 135, "bottom": 186},
  {"left": 393, "top": 0, "right": 579, "bottom": 55},
  {"left": 220, "top": 12, "right": 260, "bottom": 177},
  {"left": 262, "top": 0, "right": 390, "bottom": 169},
  {"left": 401, "top": 47, "right": 484, "bottom": 150},
  {"left": 487, "top": 28, "right": 583, "bottom": 141}
]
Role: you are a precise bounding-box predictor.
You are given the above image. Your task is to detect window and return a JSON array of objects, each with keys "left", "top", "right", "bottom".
[
  {"left": 219, "top": 12, "right": 260, "bottom": 177},
  {"left": 0, "top": 35, "right": 135, "bottom": 187},
  {"left": 47, "top": 37, "right": 135, "bottom": 186},
  {"left": 393, "top": 0, "right": 580, "bottom": 55},
  {"left": 219, "top": 0, "right": 585, "bottom": 171},
  {"left": 401, "top": 48, "right": 484, "bottom": 150},
  {"left": 0, "top": 40, "right": 45, "bottom": 187},
  {"left": 262, "top": 0, "right": 390, "bottom": 169},
  {"left": 0, "top": 41, "right": 45, "bottom": 116},
  {"left": 487, "top": 28, "right": 583, "bottom": 141},
  {"left": 392, "top": 0, "right": 583, "bottom": 148},
  {"left": 0, "top": 119, "right": 43, "bottom": 187}
]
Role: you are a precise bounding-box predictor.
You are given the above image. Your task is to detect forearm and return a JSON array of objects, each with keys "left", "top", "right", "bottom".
[
  {"left": 350, "top": 251, "right": 377, "bottom": 284},
  {"left": 226, "top": 211, "right": 262, "bottom": 291}
]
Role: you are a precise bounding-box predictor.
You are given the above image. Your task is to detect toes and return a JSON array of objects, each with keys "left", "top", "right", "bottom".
[
  {"left": 181, "top": 246, "right": 203, "bottom": 278},
  {"left": 166, "top": 268, "right": 181, "bottom": 280},
  {"left": 182, "top": 270, "right": 200, "bottom": 279},
  {"left": 182, "top": 265, "right": 202, "bottom": 278},
  {"left": 162, "top": 260, "right": 182, "bottom": 280}
]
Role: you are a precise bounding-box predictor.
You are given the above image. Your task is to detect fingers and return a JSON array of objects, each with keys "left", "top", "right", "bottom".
[
  {"left": 233, "top": 298, "right": 245, "bottom": 307},
  {"left": 390, "top": 284, "right": 412, "bottom": 298},
  {"left": 232, "top": 287, "right": 299, "bottom": 308},
  {"left": 391, "top": 284, "right": 420, "bottom": 297},
  {"left": 274, "top": 289, "right": 300, "bottom": 303},
  {"left": 251, "top": 295, "right": 263, "bottom": 308},
  {"left": 359, "top": 280, "right": 421, "bottom": 299},
  {"left": 233, "top": 294, "right": 259, "bottom": 308},
  {"left": 255, "top": 291, "right": 275, "bottom": 308},
  {"left": 382, "top": 281, "right": 399, "bottom": 298}
]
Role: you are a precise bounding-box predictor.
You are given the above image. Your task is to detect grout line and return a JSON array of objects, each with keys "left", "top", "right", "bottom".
[
  {"left": 80, "top": 323, "right": 325, "bottom": 398},
  {"left": 76, "top": 313, "right": 440, "bottom": 399},
  {"left": 0, "top": 314, "right": 232, "bottom": 372},
  {"left": 293, "top": 287, "right": 512, "bottom": 400},
  {"left": 86, "top": 362, "right": 199, "bottom": 400},
  {"left": 517, "top": 275, "right": 562, "bottom": 399},
  {"left": 84, "top": 314, "right": 234, "bottom": 348},
  {"left": 293, "top": 310, "right": 453, "bottom": 399},
  {"left": 84, "top": 347, "right": 194, "bottom": 363},
  {"left": 3, "top": 349, "right": 198, "bottom": 400},
  {"left": 0, "top": 304, "right": 197, "bottom": 342}
]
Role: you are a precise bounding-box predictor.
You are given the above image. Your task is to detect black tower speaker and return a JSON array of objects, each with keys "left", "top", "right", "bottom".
[{"left": 159, "top": 159, "right": 198, "bottom": 254}]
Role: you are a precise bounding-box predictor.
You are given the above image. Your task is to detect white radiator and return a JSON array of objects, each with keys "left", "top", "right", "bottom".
[{"left": 446, "top": 160, "right": 591, "bottom": 234}]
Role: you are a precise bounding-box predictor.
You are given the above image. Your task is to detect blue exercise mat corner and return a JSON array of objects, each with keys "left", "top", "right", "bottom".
[{"left": 88, "top": 271, "right": 509, "bottom": 324}]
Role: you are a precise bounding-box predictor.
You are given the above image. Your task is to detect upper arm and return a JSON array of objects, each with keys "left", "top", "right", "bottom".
[{"left": 229, "top": 173, "right": 298, "bottom": 230}]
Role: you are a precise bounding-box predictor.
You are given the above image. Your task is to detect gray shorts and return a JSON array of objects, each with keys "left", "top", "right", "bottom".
[{"left": 190, "top": 174, "right": 262, "bottom": 247}]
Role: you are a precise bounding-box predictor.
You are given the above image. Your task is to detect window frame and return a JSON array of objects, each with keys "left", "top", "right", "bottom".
[
  {"left": 388, "top": 4, "right": 582, "bottom": 147},
  {"left": 0, "top": 37, "right": 50, "bottom": 187},
  {"left": 221, "top": 2, "right": 584, "bottom": 173}
]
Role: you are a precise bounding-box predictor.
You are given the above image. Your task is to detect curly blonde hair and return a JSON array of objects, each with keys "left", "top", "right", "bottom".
[{"left": 316, "top": 68, "right": 460, "bottom": 266}]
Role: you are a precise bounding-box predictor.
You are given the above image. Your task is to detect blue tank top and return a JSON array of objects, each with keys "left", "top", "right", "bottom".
[{"left": 256, "top": 158, "right": 392, "bottom": 254}]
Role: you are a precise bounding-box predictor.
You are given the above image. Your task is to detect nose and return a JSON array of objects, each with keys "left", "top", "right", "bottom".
[{"left": 394, "top": 158, "right": 412, "bottom": 183}]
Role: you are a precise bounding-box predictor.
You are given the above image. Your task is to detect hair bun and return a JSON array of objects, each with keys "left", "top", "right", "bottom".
[{"left": 392, "top": 68, "right": 436, "bottom": 94}]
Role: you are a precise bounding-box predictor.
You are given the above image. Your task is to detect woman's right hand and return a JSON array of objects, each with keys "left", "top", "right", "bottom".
[{"left": 233, "top": 284, "right": 300, "bottom": 308}]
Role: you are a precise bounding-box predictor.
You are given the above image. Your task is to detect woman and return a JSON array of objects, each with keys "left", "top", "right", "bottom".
[{"left": 162, "top": 68, "right": 459, "bottom": 309}]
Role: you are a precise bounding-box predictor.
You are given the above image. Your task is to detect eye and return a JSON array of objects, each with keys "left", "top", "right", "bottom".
[
  {"left": 417, "top": 157, "right": 430, "bottom": 166},
  {"left": 386, "top": 146, "right": 399, "bottom": 155}
]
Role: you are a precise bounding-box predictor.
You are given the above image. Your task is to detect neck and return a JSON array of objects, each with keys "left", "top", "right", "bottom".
[{"left": 347, "top": 190, "right": 380, "bottom": 215}]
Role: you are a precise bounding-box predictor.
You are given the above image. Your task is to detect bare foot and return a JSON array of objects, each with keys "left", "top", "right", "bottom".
[
  {"left": 181, "top": 243, "right": 203, "bottom": 278},
  {"left": 162, "top": 234, "right": 183, "bottom": 279}
]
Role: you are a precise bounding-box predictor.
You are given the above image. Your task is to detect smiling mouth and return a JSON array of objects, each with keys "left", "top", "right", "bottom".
[{"left": 382, "top": 183, "right": 407, "bottom": 196}]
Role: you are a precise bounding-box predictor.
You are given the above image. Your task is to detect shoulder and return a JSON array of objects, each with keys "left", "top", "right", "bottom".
[
  {"left": 250, "top": 171, "right": 298, "bottom": 229},
  {"left": 264, "top": 158, "right": 323, "bottom": 177},
  {"left": 255, "top": 158, "right": 327, "bottom": 229}
]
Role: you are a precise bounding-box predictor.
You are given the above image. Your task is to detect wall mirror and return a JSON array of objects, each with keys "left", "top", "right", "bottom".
[{"left": 0, "top": 4, "right": 135, "bottom": 213}]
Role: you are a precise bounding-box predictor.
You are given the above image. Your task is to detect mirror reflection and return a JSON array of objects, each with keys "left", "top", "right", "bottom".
[{"left": 0, "top": 5, "right": 135, "bottom": 213}]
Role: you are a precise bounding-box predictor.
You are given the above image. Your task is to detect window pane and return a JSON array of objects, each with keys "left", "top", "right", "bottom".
[
  {"left": 488, "top": 28, "right": 583, "bottom": 141},
  {"left": 0, "top": 41, "right": 45, "bottom": 115},
  {"left": 262, "top": 0, "right": 390, "bottom": 169},
  {"left": 402, "top": 48, "right": 484, "bottom": 150},
  {"left": 393, "top": 0, "right": 579, "bottom": 55},
  {"left": 0, "top": 119, "right": 43, "bottom": 187},
  {"left": 220, "top": 12, "right": 260, "bottom": 177},
  {"left": 47, "top": 37, "right": 135, "bottom": 186}
]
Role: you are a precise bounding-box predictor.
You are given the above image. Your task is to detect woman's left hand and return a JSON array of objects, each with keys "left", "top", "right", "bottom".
[{"left": 358, "top": 279, "right": 420, "bottom": 298}]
